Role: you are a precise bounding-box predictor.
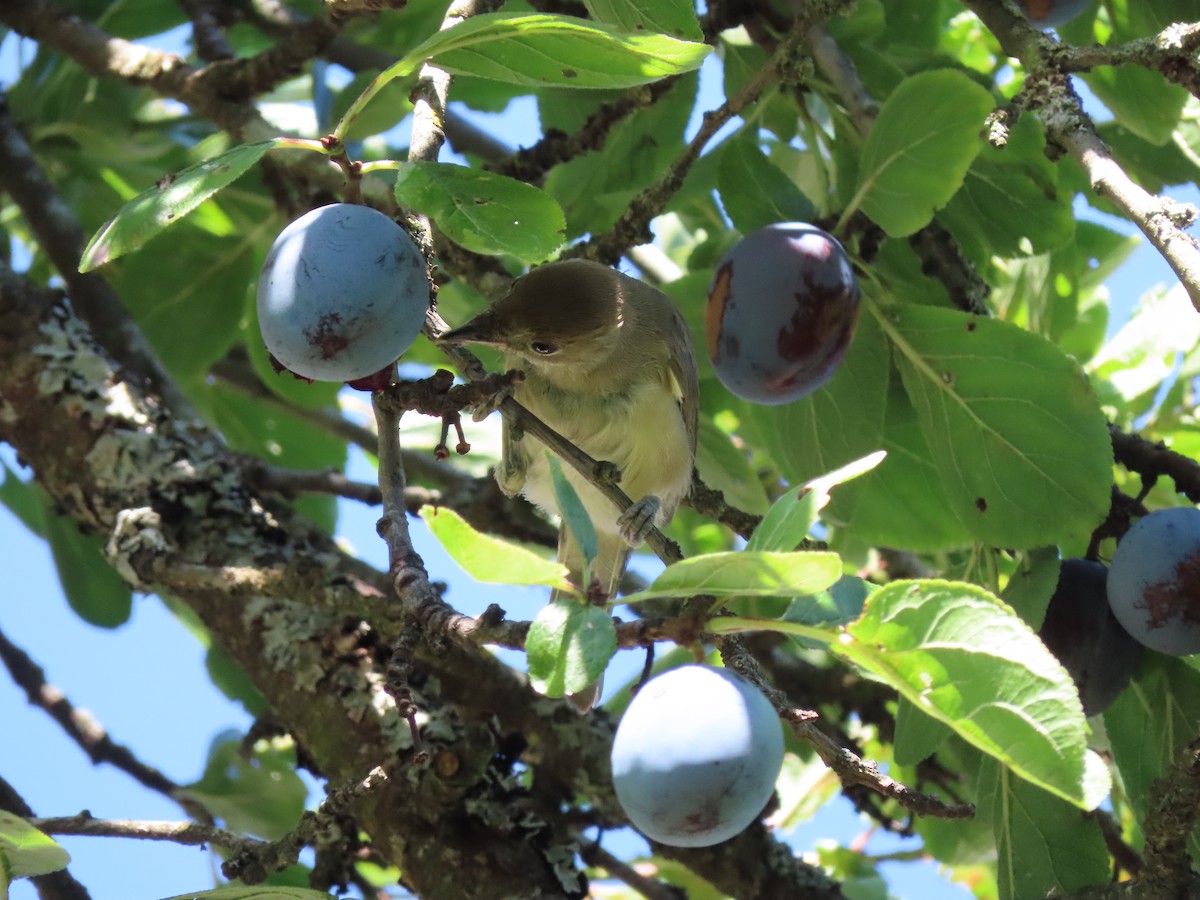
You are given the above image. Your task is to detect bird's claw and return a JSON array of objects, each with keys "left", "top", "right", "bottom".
[{"left": 619, "top": 495, "right": 661, "bottom": 547}]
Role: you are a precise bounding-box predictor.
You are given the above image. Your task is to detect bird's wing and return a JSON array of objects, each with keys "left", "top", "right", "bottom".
[{"left": 666, "top": 306, "right": 700, "bottom": 456}]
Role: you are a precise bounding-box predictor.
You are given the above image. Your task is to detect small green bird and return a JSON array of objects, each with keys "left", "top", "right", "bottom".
[{"left": 440, "top": 259, "right": 699, "bottom": 710}]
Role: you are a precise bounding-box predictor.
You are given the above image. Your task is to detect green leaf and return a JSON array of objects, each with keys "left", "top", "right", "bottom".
[
  {"left": 1106, "top": 655, "right": 1200, "bottom": 859},
  {"left": 845, "top": 377, "right": 973, "bottom": 552},
  {"left": 194, "top": 383, "right": 345, "bottom": 533},
  {"left": 782, "top": 574, "right": 874, "bottom": 630},
  {"left": 771, "top": 752, "right": 842, "bottom": 831},
  {"left": 547, "top": 456, "right": 599, "bottom": 573},
  {"left": 419, "top": 505, "right": 573, "bottom": 589},
  {"left": 80, "top": 139, "right": 283, "bottom": 271},
  {"left": 159, "top": 888, "right": 337, "bottom": 900},
  {"left": 340, "top": 8, "right": 707, "bottom": 131},
  {"left": 883, "top": 303, "right": 1111, "bottom": 548},
  {"left": 1089, "top": 285, "right": 1200, "bottom": 407},
  {"left": 839, "top": 580, "right": 1096, "bottom": 808},
  {"left": 716, "top": 135, "right": 816, "bottom": 236},
  {"left": 112, "top": 222, "right": 256, "bottom": 380},
  {"left": 747, "top": 451, "right": 886, "bottom": 552},
  {"left": 747, "top": 308, "right": 890, "bottom": 496},
  {"left": 0, "top": 812, "right": 70, "bottom": 881},
  {"left": 180, "top": 733, "right": 307, "bottom": 840},
  {"left": 396, "top": 13, "right": 709, "bottom": 88},
  {"left": 0, "top": 462, "right": 46, "bottom": 536},
  {"left": 42, "top": 499, "right": 133, "bottom": 628},
  {"left": 938, "top": 115, "right": 1075, "bottom": 259},
  {"left": 206, "top": 645, "right": 269, "bottom": 717},
  {"left": 583, "top": 0, "right": 703, "bottom": 40},
  {"left": 395, "top": 162, "right": 565, "bottom": 263},
  {"left": 1000, "top": 547, "right": 1062, "bottom": 628},
  {"left": 526, "top": 600, "right": 617, "bottom": 696},
  {"left": 1083, "top": 66, "right": 1186, "bottom": 147},
  {"left": 620, "top": 550, "right": 843, "bottom": 604},
  {"left": 694, "top": 415, "right": 770, "bottom": 517},
  {"left": 978, "top": 758, "right": 1110, "bottom": 900},
  {"left": 892, "top": 696, "right": 952, "bottom": 766},
  {"left": 850, "top": 70, "right": 994, "bottom": 236}
]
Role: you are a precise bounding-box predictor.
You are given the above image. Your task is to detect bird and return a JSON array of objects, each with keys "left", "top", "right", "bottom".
[{"left": 439, "top": 258, "right": 699, "bottom": 710}]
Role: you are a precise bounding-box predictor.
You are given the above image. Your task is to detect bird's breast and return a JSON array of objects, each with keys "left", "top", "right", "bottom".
[{"left": 515, "top": 372, "right": 693, "bottom": 534}]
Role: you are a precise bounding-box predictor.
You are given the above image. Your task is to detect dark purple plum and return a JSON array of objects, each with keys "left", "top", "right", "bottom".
[
  {"left": 610, "top": 665, "right": 784, "bottom": 848},
  {"left": 705, "top": 223, "right": 860, "bottom": 405},
  {"left": 258, "top": 203, "right": 428, "bottom": 383},
  {"left": 1017, "top": 0, "right": 1092, "bottom": 29},
  {"left": 1108, "top": 507, "right": 1200, "bottom": 657},
  {"left": 1037, "top": 558, "right": 1141, "bottom": 715}
]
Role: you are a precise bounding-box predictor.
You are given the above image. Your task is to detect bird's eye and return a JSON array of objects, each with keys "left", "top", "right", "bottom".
[{"left": 530, "top": 341, "right": 560, "bottom": 355}]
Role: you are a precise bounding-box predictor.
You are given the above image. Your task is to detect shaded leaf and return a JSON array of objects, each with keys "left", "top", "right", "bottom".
[
  {"left": 180, "top": 732, "right": 307, "bottom": 840},
  {"left": 977, "top": 758, "right": 1110, "bottom": 900},
  {"left": 526, "top": 600, "right": 617, "bottom": 696},
  {"left": 1105, "top": 656, "right": 1200, "bottom": 860},
  {"left": 845, "top": 378, "right": 973, "bottom": 552},
  {"left": 694, "top": 415, "right": 770, "bottom": 517},
  {"left": 885, "top": 304, "right": 1111, "bottom": 548},
  {"left": 746, "top": 309, "right": 890, "bottom": 499},
  {"left": 395, "top": 162, "right": 565, "bottom": 262},
  {"left": 716, "top": 136, "right": 816, "bottom": 235},
  {"left": 548, "top": 456, "right": 599, "bottom": 573},
  {"left": 42, "top": 498, "right": 132, "bottom": 628}
]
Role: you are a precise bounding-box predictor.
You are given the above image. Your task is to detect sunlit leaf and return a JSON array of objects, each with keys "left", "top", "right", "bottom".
[{"left": 420, "top": 505, "right": 573, "bottom": 590}]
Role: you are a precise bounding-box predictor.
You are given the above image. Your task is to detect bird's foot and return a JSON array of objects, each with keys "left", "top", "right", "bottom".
[{"left": 619, "top": 495, "right": 661, "bottom": 547}]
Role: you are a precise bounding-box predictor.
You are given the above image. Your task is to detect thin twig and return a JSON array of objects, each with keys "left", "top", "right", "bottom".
[
  {"left": 576, "top": 2, "right": 851, "bottom": 264},
  {"left": 0, "top": 627, "right": 181, "bottom": 801},
  {"left": 580, "top": 841, "right": 685, "bottom": 900},
  {"left": 718, "top": 636, "right": 976, "bottom": 821}
]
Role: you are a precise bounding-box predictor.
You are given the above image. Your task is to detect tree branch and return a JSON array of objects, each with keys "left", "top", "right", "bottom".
[{"left": 964, "top": 0, "right": 1200, "bottom": 314}]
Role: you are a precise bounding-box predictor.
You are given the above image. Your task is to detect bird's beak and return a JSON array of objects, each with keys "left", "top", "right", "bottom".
[{"left": 438, "top": 311, "right": 507, "bottom": 347}]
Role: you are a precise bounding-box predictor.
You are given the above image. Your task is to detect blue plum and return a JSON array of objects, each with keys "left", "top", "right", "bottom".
[
  {"left": 705, "top": 223, "right": 860, "bottom": 405},
  {"left": 257, "top": 203, "right": 428, "bottom": 383},
  {"left": 1017, "top": 0, "right": 1092, "bottom": 29},
  {"left": 1107, "top": 507, "right": 1200, "bottom": 657},
  {"left": 1037, "top": 558, "right": 1141, "bottom": 715},
  {"left": 610, "top": 664, "right": 784, "bottom": 848}
]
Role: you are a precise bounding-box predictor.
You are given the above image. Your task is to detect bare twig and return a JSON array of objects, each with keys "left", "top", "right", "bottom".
[
  {"left": 30, "top": 815, "right": 260, "bottom": 854},
  {"left": 1110, "top": 422, "right": 1200, "bottom": 505},
  {"left": 0, "top": 627, "right": 181, "bottom": 802},
  {"left": 580, "top": 841, "right": 685, "bottom": 900},
  {"left": 718, "top": 636, "right": 975, "bottom": 821}
]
